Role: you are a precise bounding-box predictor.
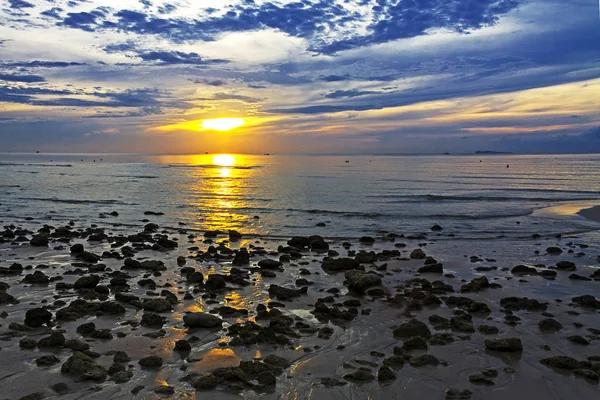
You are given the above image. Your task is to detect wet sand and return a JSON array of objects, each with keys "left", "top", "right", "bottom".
[
  {"left": 0, "top": 218, "right": 599, "bottom": 400},
  {"left": 578, "top": 205, "right": 600, "bottom": 223}
]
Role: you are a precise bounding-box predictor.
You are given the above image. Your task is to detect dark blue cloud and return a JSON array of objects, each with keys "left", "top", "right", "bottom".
[
  {"left": 41, "top": 7, "right": 63, "bottom": 19},
  {"left": 52, "top": 1, "right": 522, "bottom": 54},
  {"left": 158, "top": 3, "right": 177, "bottom": 14},
  {"left": 137, "top": 51, "right": 229, "bottom": 65},
  {"left": 8, "top": 0, "right": 35, "bottom": 9},
  {"left": 324, "top": 89, "right": 378, "bottom": 99},
  {"left": 0, "top": 73, "right": 45, "bottom": 83},
  {"left": 190, "top": 78, "right": 227, "bottom": 86},
  {"left": 0, "top": 60, "right": 86, "bottom": 68}
]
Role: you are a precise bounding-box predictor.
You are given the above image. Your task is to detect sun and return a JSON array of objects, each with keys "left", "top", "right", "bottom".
[
  {"left": 212, "top": 154, "right": 236, "bottom": 167},
  {"left": 202, "top": 118, "right": 245, "bottom": 131}
]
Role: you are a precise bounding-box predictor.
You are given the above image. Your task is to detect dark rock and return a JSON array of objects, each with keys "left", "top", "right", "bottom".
[
  {"left": 409, "top": 354, "right": 440, "bottom": 367},
  {"left": 484, "top": 337, "right": 522, "bottom": 352},
  {"left": 322, "top": 257, "right": 360, "bottom": 271},
  {"left": 393, "top": 319, "right": 431, "bottom": 338},
  {"left": 556, "top": 261, "right": 576, "bottom": 271},
  {"left": 461, "top": 276, "right": 489, "bottom": 292},
  {"left": 500, "top": 297, "right": 547, "bottom": 311},
  {"left": 38, "top": 332, "right": 65, "bottom": 347},
  {"left": 418, "top": 263, "right": 443, "bottom": 273},
  {"left": 141, "top": 312, "right": 165, "bottom": 328},
  {"left": 139, "top": 356, "right": 163, "bottom": 369},
  {"left": 258, "top": 259, "right": 283, "bottom": 269},
  {"left": 541, "top": 356, "right": 583, "bottom": 370},
  {"left": 511, "top": 265, "right": 538, "bottom": 276},
  {"left": 74, "top": 275, "right": 101, "bottom": 289},
  {"left": 344, "top": 370, "right": 375, "bottom": 382},
  {"left": 61, "top": 352, "right": 108, "bottom": 380},
  {"left": 25, "top": 308, "right": 52, "bottom": 327},
  {"left": 183, "top": 312, "right": 223, "bottom": 328},
  {"left": 143, "top": 298, "right": 172, "bottom": 313},
  {"left": 30, "top": 235, "right": 49, "bottom": 246},
  {"left": 344, "top": 270, "right": 381, "bottom": 294},
  {"left": 568, "top": 335, "right": 590, "bottom": 345},
  {"left": 431, "top": 224, "right": 443, "bottom": 231},
  {"left": 410, "top": 249, "right": 426, "bottom": 259},
  {"left": 538, "top": 318, "right": 563, "bottom": 332},
  {"left": 205, "top": 275, "right": 227, "bottom": 291},
  {"left": 546, "top": 247, "right": 562, "bottom": 254},
  {"left": 70, "top": 244, "right": 84, "bottom": 253},
  {"left": 478, "top": 325, "right": 499, "bottom": 335},
  {"left": 175, "top": 339, "right": 192, "bottom": 352},
  {"left": 377, "top": 365, "right": 397, "bottom": 381},
  {"left": 572, "top": 295, "right": 600, "bottom": 309}
]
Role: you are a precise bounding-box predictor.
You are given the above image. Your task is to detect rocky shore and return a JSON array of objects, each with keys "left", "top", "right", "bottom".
[{"left": 0, "top": 218, "right": 599, "bottom": 400}]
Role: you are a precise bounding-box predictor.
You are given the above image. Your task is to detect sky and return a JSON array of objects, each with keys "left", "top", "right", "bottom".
[{"left": 0, "top": 0, "right": 599, "bottom": 154}]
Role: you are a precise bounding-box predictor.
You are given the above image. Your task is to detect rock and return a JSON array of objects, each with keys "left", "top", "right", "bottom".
[
  {"left": 139, "top": 356, "right": 163, "bottom": 369},
  {"left": 183, "top": 312, "right": 223, "bottom": 328},
  {"left": 36, "top": 355, "right": 61, "bottom": 367},
  {"left": 344, "top": 270, "right": 382, "bottom": 294},
  {"left": 74, "top": 275, "right": 101, "bottom": 289},
  {"left": 205, "top": 275, "right": 227, "bottom": 291},
  {"left": 410, "top": 249, "right": 426, "bottom": 259},
  {"left": 113, "top": 351, "right": 130, "bottom": 363},
  {"left": 232, "top": 248, "right": 250, "bottom": 265},
  {"left": 30, "top": 235, "right": 49, "bottom": 246},
  {"left": 431, "top": 224, "right": 443, "bottom": 231},
  {"left": 76, "top": 322, "right": 96, "bottom": 336},
  {"left": 572, "top": 295, "right": 600, "bottom": 309},
  {"left": 377, "top": 365, "right": 397, "bottom": 381},
  {"left": 344, "top": 370, "right": 375, "bottom": 382},
  {"left": 402, "top": 336, "right": 428, "bottom": 350},
  {"left": 445, "top": 389, "right": 472, "bottom": 399},
  {"left": 451, "top": 316, "right": 474, "bottom": 333},
  {"left": 268, "top": 284, "right": 307, "bottom": 301},
  {"left": 51, "top": 383, "right": 69, "bottom": 393},
  {"left": 540, "top": 270, "right": 557, "bottom": 279},
  {"left": 429, "top": 315, "right": 451, "bottom": 330},
  {"left": 174, "top": 339, "right": 192, "bottom": 352},
  {"left": 257, "top": 371, "right": 277, "bottom": 385},
  {"left": 541, "top": 356, "right": 583, "bottom": 370},
  {"left": 573, "top": 369, "right": 599, "bottom": 382},
  {"left": 568, "top": 335, "right": 590, "bottom": 345},
  {"left": 113, "top": 371, "right": 133, "bottom": 383},
  {"left": 484, "top": 337, "right": 522, "bottom": 352},
  {"left": 569, "top": 274, "right": 591, "bottom": 281},
  {"left": 19, "top": 338, "right": 37, "bottom": 349},
  {"left": 538, "top": 318, "right": 563, "bottom": 332},
  {"left": 546, "top": 247, "right": 562, "bottom": 254},
  {"left": 229, "top": 230, "right": 243, "bottom": 240},
  {"left": 193, "top": 375, "right": 221, "bottom": 390},
  {"left": 478, "top": 325, "right": 499, "bottom": 335},
  {"left": 70, "top": 243, "right": 84, "bottom": 253},
  {"left": 461, "top": 276, "right": 489, "bottom": 292},
  {"left": 322, "top": 257, "right": 360, "bottom": 271},
  {"left": 258, "top": 259, "right": 282, "bottom": 269},
  {"left": 61, "top": 352, "right": 108, "bottom": 380},
  {"left": 418, "top": 263, "right": 443, "bottom": 273},
  {"left": 155, "top": 385, "right": 175, "bottom": 395},
  {"left": 38, "top": 332, "right": 66, "bottom": 347},
  {"left": 143, "top": 298, "right": 172, "bottom": 312},
  {"left": 24, "top": 308, "right": 52, "bottom": 327},
  {"left": 409, "top": 354, "right": 440, "bottom": 367},
  {"left": 64, "top": 339, "right": 89, "bottom": 351},
  {"left": 556, "top": 261, "right": 576, "bottom": 271},
  {"left": 288, "top": 237, "right": 311, "bottom": 248},
  {"left": 359, "top": 236, "right": 375, "bottom": 244},
  {"left": 511, "top": 265, "right": 538, "bottom": 276},
  {"left": 141, "top": 312, "right": 165, "bottom": 328},
  {"left": 500, "top": 297, "right": 547, "bottom": 311},
  {"left": 393, "top": 319, "right": 431, "bottom": 338},
  {"left": 468, "top": 373, "right": 494, "bottom": 385}
]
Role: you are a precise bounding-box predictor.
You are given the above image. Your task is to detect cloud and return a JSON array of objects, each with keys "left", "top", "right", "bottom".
[
  {"left": 202, "top": 93, "right": 262, "bottom": 103},
  {"left": 0, "top": 60, "right": 86, "bottom": 68},
  {"left": 50, "top": 1, "right": 522, "bottom": 54},
  {"left": 325, "top": 89, "right": 378, "bottom": 99},
  {"left": 136, "top": 51, "right": 229, "bottom": 65},
  {"left": 41, "top": 7, "right": 63, "bottom": 19},
  {"left": 0, "top": 73, "right": 45, "bottom": 83},
  {"left": 8, "top": 0, "right": 35, "bottom": 9}
]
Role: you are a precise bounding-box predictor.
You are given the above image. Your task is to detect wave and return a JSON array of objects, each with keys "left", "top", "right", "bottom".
[{"left": 15, "top": 197, "right": 138, "bottom": 205}]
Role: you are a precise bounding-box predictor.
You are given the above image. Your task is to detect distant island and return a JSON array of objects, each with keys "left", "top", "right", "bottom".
[{"left": 474, "top": 151, "right": 513, "bottom": 155}]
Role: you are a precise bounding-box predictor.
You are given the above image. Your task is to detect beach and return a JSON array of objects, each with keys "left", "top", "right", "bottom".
[{"left": 1, "top": 154, "right": 600, "bottom": 400}]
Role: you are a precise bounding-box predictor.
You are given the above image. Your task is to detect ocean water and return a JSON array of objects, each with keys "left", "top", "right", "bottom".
[{"left": 1, "top": 152, "right": 600, "bottom": 239}]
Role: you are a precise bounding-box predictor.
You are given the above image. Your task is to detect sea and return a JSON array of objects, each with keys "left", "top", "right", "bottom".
[{"left": 1, "top": 153, "right": 600, "bottom": 240}]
